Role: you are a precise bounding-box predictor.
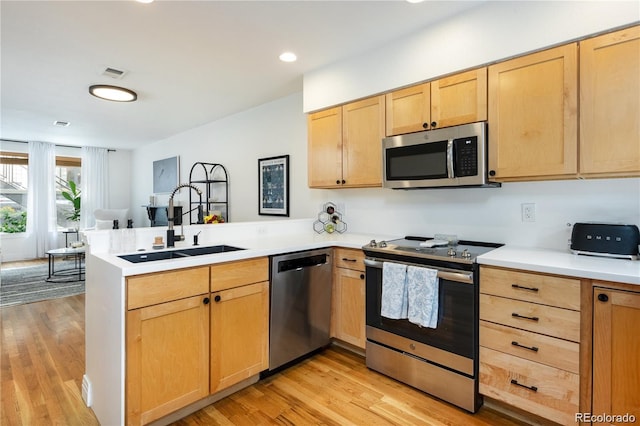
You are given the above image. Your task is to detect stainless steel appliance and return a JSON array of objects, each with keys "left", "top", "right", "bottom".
[
  {"left": 363, "top": 236, "right": 502, "bottom": 412},
  {"left": 382, "top": 122, "right": 499, "bottom": 189},
  {"left": 268, "top": 249, "right": 332, "bottom": 371},
  {"left": 570, "top": 223, "right": 640, "bottom": 260}
]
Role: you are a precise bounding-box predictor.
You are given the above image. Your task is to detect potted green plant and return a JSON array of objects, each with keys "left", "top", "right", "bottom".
[{"left": 61, "top": 180, "right": 81, "bottom": 227}]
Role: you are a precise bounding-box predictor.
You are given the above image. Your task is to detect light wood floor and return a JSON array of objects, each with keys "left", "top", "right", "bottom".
[{"left": 1, "top": 295, "right": 527, "bottom": 425}]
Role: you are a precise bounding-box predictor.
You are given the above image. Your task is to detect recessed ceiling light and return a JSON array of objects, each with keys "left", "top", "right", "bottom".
[
  {"left": 279, "top": 52, "right": 297, "bottom": 63},
  {"left": 135, "top": 0, "right": 154, "bottom": 3},
  {"left": 406, "top": 0, "right": 425, "bottom": 3},
  {"left": 89, "top": 85, "right": 137, "bottom": 102}
]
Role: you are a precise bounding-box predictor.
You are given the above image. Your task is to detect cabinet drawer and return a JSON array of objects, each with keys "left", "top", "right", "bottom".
[
  {"left": 334, "top": 248, "right": 365, "bottom": 271},
  {"left": 480, "top": 294, "right": 580, "bottom": 342},
  {"left": 480, "top": 266, "right": 580, "bottom": 310},
  {"left": 127, "top": 266, "right": 209, "bottom": 310},
  {"left": 211, "top": 257, "right": 269, "bottom": 292},
  {"left": 480, "top": 321, "right": 579, "bottom": 373},
  {"left": 479, "top": 347, "right": 579, "bottom": 425}
]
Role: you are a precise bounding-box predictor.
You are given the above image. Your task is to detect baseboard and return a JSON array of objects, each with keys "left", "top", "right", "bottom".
[{"left": 82, "top": 374, "right": 92, "bottom": 407}]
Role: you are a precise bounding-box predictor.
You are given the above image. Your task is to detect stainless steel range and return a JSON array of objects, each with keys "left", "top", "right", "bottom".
[{"left": 362, "top": 235, "right": 502, "bottom": 412}]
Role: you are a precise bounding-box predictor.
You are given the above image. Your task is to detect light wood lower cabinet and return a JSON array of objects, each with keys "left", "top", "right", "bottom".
[
  {"left": 126, "top": 259, "right": 269, "bottom": 425},
  {"left": 479, "top": 266, "right": 581, "bottom": 424},
  {"left": 126, "top": 267, "right": 210, "bottom": 426},
  {"left": 331, "top": 248, "right": 366, "bottom": 349},
  {"left": 210, "top": 280, "right": 269, "bottom": 393},
  {"left": 592, "top": 285, "right": 640, "bottom": 423}
]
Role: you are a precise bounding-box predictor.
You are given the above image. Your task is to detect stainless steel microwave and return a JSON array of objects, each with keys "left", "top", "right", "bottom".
[{"left": 382, "top": 121, "right": 499, "bottom": 189}]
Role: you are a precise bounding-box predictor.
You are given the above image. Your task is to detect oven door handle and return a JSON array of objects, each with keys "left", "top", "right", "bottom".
[{"left": 364, "top": 258, "right": 473, "bottom": 284}]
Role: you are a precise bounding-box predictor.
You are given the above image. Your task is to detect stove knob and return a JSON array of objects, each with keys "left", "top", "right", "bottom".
[
  {"left": 461, "top": 249, "right": 471, "bottom": 259},
  {"left": 379, "top": 241, "right": 387, "bottom": 248},
  {"left": 369, "top": 239, "right": 377, "bottom": 248},
  {"left": 447, "top": 248, "right": 457, "bottom": 257}
]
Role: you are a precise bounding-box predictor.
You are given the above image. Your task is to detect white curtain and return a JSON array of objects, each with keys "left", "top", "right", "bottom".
[
  {"left": 26, "top": 141, "right": 57, "bottom": 257},
  {"left": 80, "top": 147, "right": 110, "bottom": 229}
]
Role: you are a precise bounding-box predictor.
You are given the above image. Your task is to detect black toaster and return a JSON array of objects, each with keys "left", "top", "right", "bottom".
[{"left": 570, "top": 223, "right": 640, "bottom": 260}]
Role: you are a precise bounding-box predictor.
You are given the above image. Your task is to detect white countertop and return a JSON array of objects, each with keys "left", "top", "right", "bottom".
[
  {"left": 477, "top": 245, "right": 640, "bottom": 286},
  {"left": 92, "top": 231, "right": 392, "bottom": 277}
]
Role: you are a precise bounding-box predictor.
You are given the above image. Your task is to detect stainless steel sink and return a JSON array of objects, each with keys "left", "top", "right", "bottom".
[{"left": 118, "top": 245, "right": 245, "bottom": 263}]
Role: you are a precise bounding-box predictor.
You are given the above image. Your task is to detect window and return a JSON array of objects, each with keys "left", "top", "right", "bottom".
[
  {"left": 0, "top": 152, "right": 82, "bottom": 233},
  {"left": 0, "top": 152, "right": 28, "bottom": 233},
  {"left": 56, "top": 156, "right": 82, "bottom": 230}
]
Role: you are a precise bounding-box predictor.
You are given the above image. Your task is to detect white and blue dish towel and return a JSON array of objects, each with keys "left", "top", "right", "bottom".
[
  {"left": 381, "top": 262, "right": 408, "bottom": 319},
  {"left": 381, "top": 262, "right": 439, "bottom": 328}
]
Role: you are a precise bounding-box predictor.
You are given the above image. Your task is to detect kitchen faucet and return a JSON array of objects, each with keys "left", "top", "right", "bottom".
[{"left": 167, "top": 183, "right": 204, "bottom": 247}]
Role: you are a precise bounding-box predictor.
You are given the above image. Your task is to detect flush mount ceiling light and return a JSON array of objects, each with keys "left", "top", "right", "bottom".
[
  {"left": 89, "top": 85, "right": 137, "bottom": 102},
  {"left": 279, "top": 52, "right": 297, "bottom": 63}
]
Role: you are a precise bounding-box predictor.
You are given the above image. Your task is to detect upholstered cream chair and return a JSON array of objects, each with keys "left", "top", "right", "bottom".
[{"left": 93, "top": 208, "right": 129, "bottom": 230}]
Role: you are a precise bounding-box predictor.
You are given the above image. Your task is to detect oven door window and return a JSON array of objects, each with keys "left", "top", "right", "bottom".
[
  {"left": 385, "top": 140, "right": 448, "bottom": 181},
  {"left": 366, "top": 266, "right": 475, "bottom": 359}
]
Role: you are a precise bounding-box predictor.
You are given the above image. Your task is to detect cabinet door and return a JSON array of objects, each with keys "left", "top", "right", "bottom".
[
  {"left": 385, "top": 83, "right": 430, "bottom": 136},
  {"left": 431, "top": 68, "right": 487, "bottom": 129},
  {"left": 488, "top": 44, "right": 578, "bottom": 181},
  {"left": 308, "top": 106, "right": 343, "bottom": 188},
  {"left": 331, "top": 267, "right": 366, "bottom": 349},
  {"left": 342, "top": 95, "right": 385, "bottom": 187},
  {"left": 592, "top": 287, "right": 640, "bottom": 420},
  {"left": 580, "top": 26, "right": 640, "bottom": 177},
  {"left": 210, "top": 281, "right": 269, "bottom": 393},
  {"left": 126, "top": 295, "right": 210, "bottom": 426}
]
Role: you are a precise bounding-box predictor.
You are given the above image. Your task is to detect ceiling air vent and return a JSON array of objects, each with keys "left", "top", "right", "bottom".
[
  {"left": 53, "top": 120, "right": 70, "bottom": 127},
  {"left": 102, "top": 67, "right": 127, "bottom": 79}
]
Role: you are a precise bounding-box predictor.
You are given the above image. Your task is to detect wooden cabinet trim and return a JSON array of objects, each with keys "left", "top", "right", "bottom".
[
  {"left": 480, "top": 266, "right": 581, "bottom": 311},
  {"left": 210, "top": 257, "right": 269, "bottom": 292},
  {"left": 127, "top": 266, "right": 209, "bottom": 310}
]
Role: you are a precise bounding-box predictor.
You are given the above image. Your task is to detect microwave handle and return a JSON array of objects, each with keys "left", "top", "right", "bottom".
[{"left": 446, "top": 139, "right": 454, "bottom": 179}]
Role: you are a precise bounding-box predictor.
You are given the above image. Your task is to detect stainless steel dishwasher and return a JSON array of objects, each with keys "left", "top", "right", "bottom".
[{"left": 268, "top": 248, "right": 332, "bottom": 371}]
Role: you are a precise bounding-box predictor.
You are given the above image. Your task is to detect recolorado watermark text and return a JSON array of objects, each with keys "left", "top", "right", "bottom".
[{"left": 576, "top": 413, "right": 636, "bottom": 423}]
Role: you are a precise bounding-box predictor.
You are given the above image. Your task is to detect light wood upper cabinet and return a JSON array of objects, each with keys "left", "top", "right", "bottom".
[
  {"left": 488, "top": 44, "right": 578, "bottom": 181},
  {"left": 385, "top": 82, "right": 431, "bottom": 136},
  {"left": 386, "top": 68, "right": 487, "bottom": 136},
  {"left": 580, "top": 26, "right": 640, "bottom": 178},
  {"left": 308, "top": 95, "right": 384, "bottom": 188},
  {"left": 307, "top": 106, "right": 343, "bottom": 188},
  {"left": 592, "top": 286, "right": 640, "bottom": 422}
]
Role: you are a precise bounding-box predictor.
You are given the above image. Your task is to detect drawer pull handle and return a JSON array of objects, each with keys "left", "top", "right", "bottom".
[
  {"left": 342, "top": 258, "right": 357, "bottom": 262},
  {"left": 511, "top": 341, "right": 539, "bottom": 352},
  {"left": 511, "top": 313, "right": 539, "bottom": 322},
  {"left": 511, "top": 284, "right": 539, "bottom": 292},
  {"left": 510, "top": 379, "right": 538, "bottom": 392}
]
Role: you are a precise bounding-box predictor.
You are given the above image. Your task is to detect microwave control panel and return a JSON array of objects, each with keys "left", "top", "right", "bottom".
[{"left": 453, "top": 136, "right": 478, "bottom": 177}]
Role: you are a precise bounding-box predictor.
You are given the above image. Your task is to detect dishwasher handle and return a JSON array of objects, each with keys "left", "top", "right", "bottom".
[{"left": 277, "top": 253, "right": 329, "bottom": 273}]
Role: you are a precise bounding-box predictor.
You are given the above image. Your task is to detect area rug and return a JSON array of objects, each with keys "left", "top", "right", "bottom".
[{"left": 0, "top": 261, "right": 85, "bottom": 307}]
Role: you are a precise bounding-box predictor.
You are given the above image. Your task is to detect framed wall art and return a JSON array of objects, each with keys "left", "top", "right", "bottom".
[
  {"left": 258, "top": 155, "right": 289, "bottom": 216},
  {"left": 153, "top": 156, "right": 179, "bottom": 194}
]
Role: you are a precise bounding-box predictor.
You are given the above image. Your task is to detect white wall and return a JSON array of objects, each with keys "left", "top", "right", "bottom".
[
  {"left": 125, "top": 3, "right": 640, "bottom": 253},
  {"left": 128, "top": 91, "right": 640, "bottom": 252},
  {"left": 303, "top": 1, "right": 639, "bottom": 111},
  {"left": 129, "top": 92, "right": 328, "bottom": 227}
]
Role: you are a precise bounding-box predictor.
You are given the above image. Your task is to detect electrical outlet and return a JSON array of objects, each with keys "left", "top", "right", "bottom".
[{"left": 521, "top": 203, "right": 536, "bottom": 222}]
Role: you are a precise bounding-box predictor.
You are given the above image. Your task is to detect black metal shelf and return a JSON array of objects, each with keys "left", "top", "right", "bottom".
[{"left": 188, "top": 162, "right": 229, "bottom": 224}]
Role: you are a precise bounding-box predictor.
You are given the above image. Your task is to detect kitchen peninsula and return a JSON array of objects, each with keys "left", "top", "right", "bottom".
[
  {"left": 83, "top": 219, "right": 639, "bottom": 425},
  {"left": 83, "top": 219, "right": 393, "bottom": 425}
]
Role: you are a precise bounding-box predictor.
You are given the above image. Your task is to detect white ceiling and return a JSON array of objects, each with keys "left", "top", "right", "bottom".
[{"left": 1, "top": 0, "right": 482, "bottom": 150}]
